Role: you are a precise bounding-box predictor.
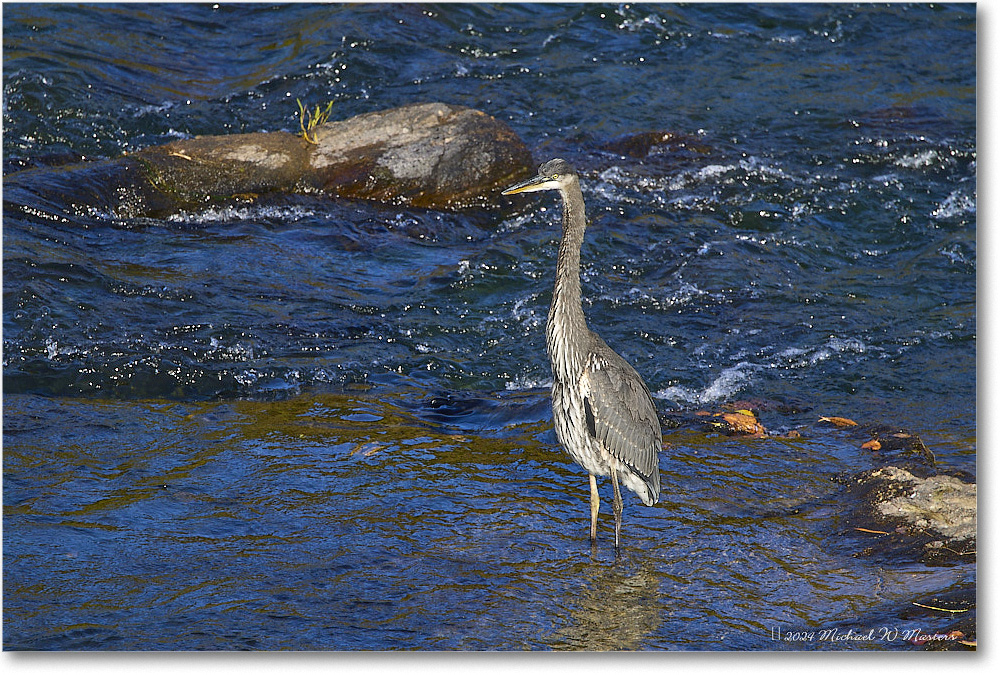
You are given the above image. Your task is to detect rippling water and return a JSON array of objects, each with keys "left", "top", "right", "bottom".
[{"left": 3, "top": 3, "right": 975, "bottom": 650}]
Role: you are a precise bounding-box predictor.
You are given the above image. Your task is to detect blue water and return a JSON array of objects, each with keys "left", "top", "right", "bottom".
[{"left": 3, "top": 3, "right": 975, "bottom": 650}]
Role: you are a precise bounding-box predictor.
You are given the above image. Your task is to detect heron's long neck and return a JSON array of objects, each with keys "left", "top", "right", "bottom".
[{"left": 546, "top": 182, "right": 589, "bottom": 376}]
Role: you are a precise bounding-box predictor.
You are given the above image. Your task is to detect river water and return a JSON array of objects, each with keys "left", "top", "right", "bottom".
[{"left": 2, "top": 3, "right": 975, "bottom": 651}]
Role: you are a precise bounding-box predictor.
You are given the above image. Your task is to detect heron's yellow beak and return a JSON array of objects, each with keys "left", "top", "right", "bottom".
[{"left": 502, "top": 174, "right": 550, "bottom": 195}]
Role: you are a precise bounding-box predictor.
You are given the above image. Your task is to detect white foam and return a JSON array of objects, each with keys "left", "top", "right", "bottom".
[
  {"left": 931, "top": 191, "right": 976, "bottom": 220},
  {"left": 493, "top": 212, "right": 536, "bottom": 236},
  {"left": 617, "top": 11, "right": 667, "bottom": 32},
  {"left": 165, "top": 204, "right": 319, "bottom": 225},
  {"left": 654, "top": 361, "right": 763, "bottom": 405},
  {"left": 511, "top": 293, "right": 544, "bottom": 332},
  {"left": 208, "top": 336, "right": 256, "bottom": 361},
  {"left": 601, "top": 281, "right": 713, "bottom": 311},
  {"left": 939, "top": 244, "right": 970, "bottom": 265},
  {"left": 778, "top": 336, "right": 868, "bottom": 369},
  {"left": 655, "top": 335, "right": 873, "bottom": 406},
  {"left": 504, "top": 375, "right": 551, "bottom": 391},
  {"left": 897, "top": 150, "right": 939, "bottom": 169},
  {"left": 45, "top": 337, "right": 62, "bottom": 360}
]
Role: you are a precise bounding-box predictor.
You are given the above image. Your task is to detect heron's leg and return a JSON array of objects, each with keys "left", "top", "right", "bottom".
[
  {"left": 589, "top": 474, "right": 600, "bottom": 542},
  {"left": 611, "top": 471, "right": 623, "bottom": 550}
]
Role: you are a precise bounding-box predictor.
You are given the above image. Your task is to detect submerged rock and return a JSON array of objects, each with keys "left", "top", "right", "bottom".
[
  {"left": 657, "top": 406, "right": 976, "bottom": 567},
  {"left": 842, "top": 465, "right": 976, "bottom": 564},
  {"left": 857, "top": 424, "right": 936, "bottom": 466},
  {"left": 901, "top": 588, "right": 976, "bottom": 651},
  {"left": 599, "top": 130, "right": 712, "bottom": 159},
  {"left": 6, "top": 102, "right": 534, "bottom": 218},
  {"left": 868, "top": 466, "right": 976, "bottom": 542}
]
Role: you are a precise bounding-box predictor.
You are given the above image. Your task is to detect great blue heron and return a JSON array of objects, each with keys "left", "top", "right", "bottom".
[{"left": 503, "top": 158, "right": 662, "bottom": 549}]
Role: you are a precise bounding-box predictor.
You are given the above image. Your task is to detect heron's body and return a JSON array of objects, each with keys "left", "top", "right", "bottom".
[{"left": 503, "top": 159, "right": 662, "bottom": 548}]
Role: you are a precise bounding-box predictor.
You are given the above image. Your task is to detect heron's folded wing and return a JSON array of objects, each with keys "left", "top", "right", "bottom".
[{"left": 582, "top": 346, "right": 662, "bottom": 498}]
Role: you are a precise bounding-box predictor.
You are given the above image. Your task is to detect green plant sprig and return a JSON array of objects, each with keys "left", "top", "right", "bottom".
[{"left": 297, "top": 99, "right": 334, "bottom": 145}]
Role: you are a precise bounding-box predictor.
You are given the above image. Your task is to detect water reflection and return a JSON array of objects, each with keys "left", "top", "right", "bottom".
[
  {"left": 3, "top": 380, "right": 976, "bottom": 650},
  {"left": 551, "top": 557, "right": 663, "bottom": 650}
]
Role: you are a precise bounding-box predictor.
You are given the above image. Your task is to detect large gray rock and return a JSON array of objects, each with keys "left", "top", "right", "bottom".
[
  {"left": 841, "top": 464, "right": 976, "bottom": 565},
  {"left": 7, "top": 102, "right": 534, "bottom": 218},
  {"left": 869, "top": 466, "right": 976, "bottom": 542},
  {"left": 303, "top": 102, "right": 533, "bottom": 208}
]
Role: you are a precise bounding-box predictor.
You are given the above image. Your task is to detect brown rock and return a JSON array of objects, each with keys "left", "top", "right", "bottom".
[
  {"left": 304, "top": 103, "right": 533, "bottom": 208},
  {"left": 6, "top": 102, "right": 534, "bottom": 218}
]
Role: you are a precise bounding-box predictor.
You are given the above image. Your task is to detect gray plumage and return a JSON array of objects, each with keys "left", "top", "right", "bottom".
[{"left": 502, "top": 158, "right": 662, "bottom": 549}]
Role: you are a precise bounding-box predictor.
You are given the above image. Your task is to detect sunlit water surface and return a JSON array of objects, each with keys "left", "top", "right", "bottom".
[{"left": 3, "top": 3, "right": 975, "bottom": 650}]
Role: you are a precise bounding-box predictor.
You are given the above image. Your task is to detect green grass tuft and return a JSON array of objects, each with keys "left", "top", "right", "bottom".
[{"left": 297, "top": 99, "right": 334, "bottom": 144}]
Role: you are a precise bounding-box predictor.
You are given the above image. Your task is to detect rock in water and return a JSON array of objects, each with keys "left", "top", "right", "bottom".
[
  {"left": 7, "top": 102, "right": 534, "bottom": 218},
  {"left": 304, "top": 102, "right": 534, "bottom": 208}
]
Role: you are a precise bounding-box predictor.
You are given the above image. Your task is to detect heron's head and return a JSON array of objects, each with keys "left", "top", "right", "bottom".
[{"left": 502, "top": 158, "right": 577, "bottom": 195}]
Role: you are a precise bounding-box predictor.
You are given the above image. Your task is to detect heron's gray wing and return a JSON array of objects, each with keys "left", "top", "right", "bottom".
[{"left": 581, "top": 335, "right": 662, "bottom": 502}]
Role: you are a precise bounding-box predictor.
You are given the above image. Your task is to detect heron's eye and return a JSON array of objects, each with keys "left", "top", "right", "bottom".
[{"left": 550, "top": 174, "right": 560, "bottom": 179}]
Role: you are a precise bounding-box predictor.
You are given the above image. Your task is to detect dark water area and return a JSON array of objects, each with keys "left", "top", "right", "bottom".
[{"left": 3, "top": 3, "right": 975, "bottom": 651}]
